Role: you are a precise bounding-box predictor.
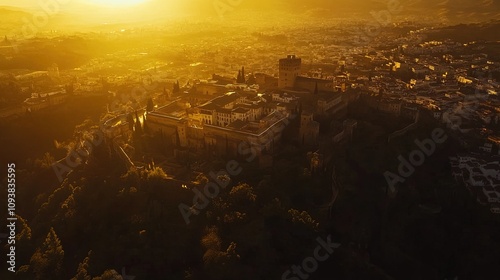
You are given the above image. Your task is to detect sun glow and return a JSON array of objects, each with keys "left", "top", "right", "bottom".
[{"left": 86, "top": 0, "right": 150, "bottom": 7}]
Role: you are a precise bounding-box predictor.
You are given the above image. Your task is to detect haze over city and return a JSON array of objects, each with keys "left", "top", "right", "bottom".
[{"left": 0, "top": 0, "right": 499, "bottom": 279}]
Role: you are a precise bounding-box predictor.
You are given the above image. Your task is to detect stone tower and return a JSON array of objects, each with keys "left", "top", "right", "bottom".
[{"left": 279, "top": 55, "right": 301, "bottom": 89}]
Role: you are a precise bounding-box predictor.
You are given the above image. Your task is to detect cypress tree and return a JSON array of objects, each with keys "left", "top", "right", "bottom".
[
  {"left": 30, "top": 228, "right": 65, "bottom": 280},
  {"left": 173, "top": 80, "right": 180, "bottom": 93},
  {"left": 237, "top": 70, "right": 242, "bottom": 83},
  {"left": 134, "top": 111, "right": 142, "bottom": 133},
  {"left": 147, "top": 98, "right": 154, "bottom": 112},
  {"left": 71, "top": 251, "right": 92, "bottom": 280},
  {"left": 127, "top": 113, "right": 134, "bottom": 131}
]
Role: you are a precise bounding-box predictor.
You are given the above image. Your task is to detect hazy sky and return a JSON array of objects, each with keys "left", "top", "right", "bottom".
[
  {"left": 0, "top": 0, "right": 155, "bottom": 8},
  {"left": 0, "top": 0, "right": 498, "bottom": 23}
]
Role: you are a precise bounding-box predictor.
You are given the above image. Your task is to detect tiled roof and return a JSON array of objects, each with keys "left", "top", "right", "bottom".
[{"left": 232, "top": 107, "right": 250, "bottom": 114}]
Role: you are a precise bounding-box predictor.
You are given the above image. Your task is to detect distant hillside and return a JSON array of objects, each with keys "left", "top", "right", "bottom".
[
  {"left": 212, "top": 0, "right": 500, "bottom": 23},
  {"left": 0, "top": 7, "right": 76, "bottom": 36},
  {"left": 280, "top": 0, "right": 500, "bottom": 23},
  {"left": 0, "top": 7, "right": 31, "bottom": 35},
  {"left": 403, "top": 0, "right": 500, "bottom": 23},
  {"left": 0, "top": 0, "right": 498, "bottom": 31},
  {"left": 425, "top": 21, "right": 500, "bottom": 42}
]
